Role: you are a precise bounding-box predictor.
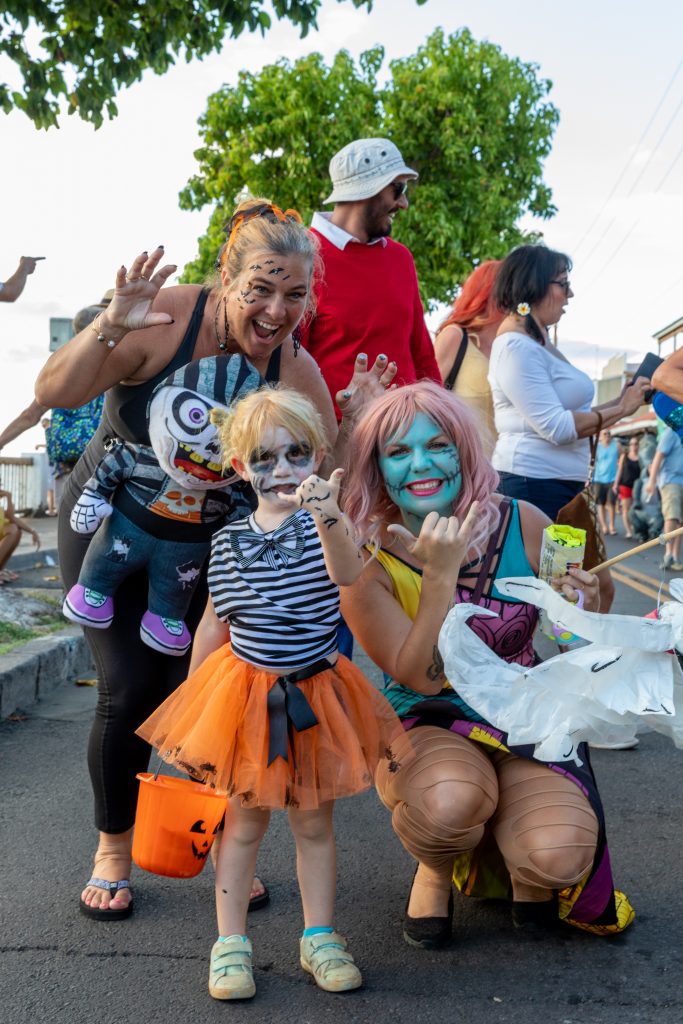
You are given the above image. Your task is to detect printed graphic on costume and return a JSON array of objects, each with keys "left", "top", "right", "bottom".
[
  {"left": 107, "top": 536, "right": 131, "bottom": 563},
  {"left": 176, "top": 560, "right": 202, "bottom": 590}
]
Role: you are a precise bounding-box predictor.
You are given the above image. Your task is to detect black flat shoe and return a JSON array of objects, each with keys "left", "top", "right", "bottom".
[
  {"left": 511, "top": 895, "right": 558, "bottom": 931},
  {"left": 403, "top": 890, "right": 454, "bottom": 949}
]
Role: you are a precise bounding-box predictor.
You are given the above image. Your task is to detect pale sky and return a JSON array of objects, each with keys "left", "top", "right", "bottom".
[{"left": 1, "top": 0, "right": 682, "bottom": 454}]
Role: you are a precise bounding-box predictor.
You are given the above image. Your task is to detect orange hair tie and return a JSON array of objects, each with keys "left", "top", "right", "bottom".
[{"left": 221, "top": 204, "right": 303, "bottom": 266}]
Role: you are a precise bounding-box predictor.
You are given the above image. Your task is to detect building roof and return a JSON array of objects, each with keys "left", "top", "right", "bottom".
[{"left": 653, "top": 315, "right": 683, "bottom": 342}]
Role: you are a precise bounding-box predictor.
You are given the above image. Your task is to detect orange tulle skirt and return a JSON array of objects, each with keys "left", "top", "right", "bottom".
[{"left": 136, "top": 644, "right": 407, "bottom": 811}]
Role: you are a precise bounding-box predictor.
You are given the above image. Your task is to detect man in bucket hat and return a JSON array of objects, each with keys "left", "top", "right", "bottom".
[{"left": 299, "top": 138, "right": 440, "bottom": 419}]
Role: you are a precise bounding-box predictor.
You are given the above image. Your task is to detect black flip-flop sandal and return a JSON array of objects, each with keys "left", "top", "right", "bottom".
[
  {"left": 79, "top": 877, "right": 134, "bottom": 920},
  {"left": 248, "top": 884, "right": 270, "bottom": 912}
]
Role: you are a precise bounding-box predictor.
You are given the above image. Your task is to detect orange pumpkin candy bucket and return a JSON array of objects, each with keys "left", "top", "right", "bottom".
[{"left": 132, "top": 772, "right": 227, "bottom": 878}]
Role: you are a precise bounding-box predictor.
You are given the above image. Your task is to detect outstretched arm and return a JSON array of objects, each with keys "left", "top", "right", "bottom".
[
  {"left": 0, "top": 257, "right": 44, "bottom": 302},
  {"left": 0, "top": 400, "right": 46, "bottom": 451}
]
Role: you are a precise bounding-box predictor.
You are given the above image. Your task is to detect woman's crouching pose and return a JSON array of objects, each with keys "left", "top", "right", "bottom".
[{"left": 341, "top": 380, "right": 634, "bottom": 948}]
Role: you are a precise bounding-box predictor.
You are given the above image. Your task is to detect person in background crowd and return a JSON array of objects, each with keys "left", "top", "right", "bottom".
[
  {"left": 488, "top": 245, "right": 649, "bottom": 611},
  {"left": 0, "top": 486, "right": 40, "bottom": 583},
  {"left": 614, "top": 437, "right": 641, "bottom": 539},
  {"left": 36, "top": 417, "right": 58, "bottom": 515},
  {"left": 645, "top": 426, "right": 683, "bottom": 570},
  {"left": 434, "top": 260, "right": 504, "bottom": 457},
  {"left": 593, "top": 430, "right": 620, "bottom": 536},
  {"left": 301, "top": 137, "right": 440, "bottom": 420},
  {"left": 0, "top": 256, "right": 44, "bottom": 302}
]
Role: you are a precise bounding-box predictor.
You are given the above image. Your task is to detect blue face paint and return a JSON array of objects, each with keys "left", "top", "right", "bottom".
[{"left": 378, "top": 413, "right": 462, "bottom": 531}]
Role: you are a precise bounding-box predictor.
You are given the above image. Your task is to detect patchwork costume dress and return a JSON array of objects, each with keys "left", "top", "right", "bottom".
[
  {"left": 376, "top": 498, "right": 634, "bottom": 935},
  {"left": 137, "top": 508, "right": 404, "bottom": 811}
]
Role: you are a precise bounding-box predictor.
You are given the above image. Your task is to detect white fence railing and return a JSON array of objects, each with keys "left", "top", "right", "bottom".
[{"left": 0, "top": 453, "right": 47, "bottom": 513}]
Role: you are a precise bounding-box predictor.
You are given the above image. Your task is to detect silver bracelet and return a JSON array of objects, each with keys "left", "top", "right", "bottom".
[{"left": 91, "top": 312, "right": 117, "bottom": 349}]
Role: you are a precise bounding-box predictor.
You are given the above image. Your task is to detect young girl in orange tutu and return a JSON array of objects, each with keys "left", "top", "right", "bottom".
[{"left": 136, "top": 385, "right": 405, "bottom": 1001}]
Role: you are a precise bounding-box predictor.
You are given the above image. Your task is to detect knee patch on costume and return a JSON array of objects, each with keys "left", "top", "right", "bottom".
[
  {"left": 391, "top": 800, "right": 485, "bottom": 870},
  {"left": 493, "top": 766, "right": 599, "bottom": 891}
]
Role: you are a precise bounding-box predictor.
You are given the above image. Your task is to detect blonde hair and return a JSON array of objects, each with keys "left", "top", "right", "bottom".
[
  {"left": 216, "top": 197, "right": 321, "bottom": 319},
  {"left": 211, "top": 385, "right": 328, "bottom": 469}
]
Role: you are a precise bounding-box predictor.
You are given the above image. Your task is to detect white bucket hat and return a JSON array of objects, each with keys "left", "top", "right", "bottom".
[{"left": 324, "top": 138, "right": 418, "bottom": 204}]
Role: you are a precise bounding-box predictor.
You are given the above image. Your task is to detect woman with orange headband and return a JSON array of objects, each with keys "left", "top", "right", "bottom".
[{"left": 35, "top": 196, "right": 396, "bottom": 921}]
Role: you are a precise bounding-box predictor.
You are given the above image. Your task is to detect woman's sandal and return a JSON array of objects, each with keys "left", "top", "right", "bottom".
[
  {"left": 248, "top": 882, "right": 270, "bottom": 912},
  {"left": 79, "top": 877, "right": 133, "bottom": 920}
]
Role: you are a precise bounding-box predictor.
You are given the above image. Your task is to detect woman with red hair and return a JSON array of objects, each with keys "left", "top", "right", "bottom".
[
  {"left": 434, "top": 261, "right": 504, "bottom": 455},
  {"left": 340, "top": 381, "right": 634, "bottom": 947}
]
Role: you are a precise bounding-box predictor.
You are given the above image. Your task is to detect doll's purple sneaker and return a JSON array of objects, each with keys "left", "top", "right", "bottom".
[
  {"left": 140, "top": 611, "right": 191, "bottom": 656},
  {"left": 63, "top": 585, "right": 114, "bottom": 628}
]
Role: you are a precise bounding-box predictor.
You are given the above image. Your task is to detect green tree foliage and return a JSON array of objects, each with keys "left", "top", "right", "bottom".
[
  {"left": 180, "top": 28, "right": 559, "bottom": 308},
  {"left": 0, "top": 0, "right": 385, "bottom": 129}
]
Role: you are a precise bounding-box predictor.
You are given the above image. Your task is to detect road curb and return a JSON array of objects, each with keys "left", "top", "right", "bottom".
[
  {"left": 11, "top": 547, "right": 59, "bottom": 572},
  {"left": 0, "top": 626, "right": 94, "bottom": 719}
]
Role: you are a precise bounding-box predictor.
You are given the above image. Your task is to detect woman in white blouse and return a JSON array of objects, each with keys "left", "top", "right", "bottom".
[{"left": 488, "top": 245, "right": 649, "bottom": 521}]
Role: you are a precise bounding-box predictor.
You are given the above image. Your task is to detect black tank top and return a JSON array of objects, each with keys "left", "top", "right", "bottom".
[{"left": 67, "top": 289, "right": 283, "bottom": 497}]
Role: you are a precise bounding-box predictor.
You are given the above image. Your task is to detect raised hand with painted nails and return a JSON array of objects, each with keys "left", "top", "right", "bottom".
[{"left": 336, "top": 352, "right": 398, "bottom": 423}]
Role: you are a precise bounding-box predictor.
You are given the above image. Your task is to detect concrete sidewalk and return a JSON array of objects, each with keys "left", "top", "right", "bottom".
[{"left": 1, "top": 513, "right": 92, "bottom": 718}]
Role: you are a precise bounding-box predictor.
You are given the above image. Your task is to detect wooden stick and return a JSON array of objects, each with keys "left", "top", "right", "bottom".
[{"left": 590, "top": 524, "right": 683, "bottom": 574}]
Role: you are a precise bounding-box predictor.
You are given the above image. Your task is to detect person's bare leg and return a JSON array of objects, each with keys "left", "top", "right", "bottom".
[
  {"left": 289, "top": 802, "right": 336, "bottom": 927},
  {"left": 215, "top": 801, "right": 270, "bottom": 937},
  {"left": 621, "top": 497, "right": 633, "bottom": 537},
  {"left": 607, "top": 498, "right": 616, "bottom": 533},
  {"left": 0, "top": 523, "right": 21, "bottom": 573},
  {"left": 597, "top": 503, "right": 608, "bottom": 535},
  {"left": 210, "top": 827, "right": 266, "bottom": 903},
  {"left": 81, "top": 828, "right": 133, "bottom": 911}
]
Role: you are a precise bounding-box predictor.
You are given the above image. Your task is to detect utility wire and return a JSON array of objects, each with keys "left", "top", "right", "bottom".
[
  {"left": 623, "top": 91, "right": 683, "bottom": 197},
  {"left": 654, "top": 138, "right": 683, "bottom": 193},
  {"left": 573, "top": 56, "right": 683, "bottom": 254}
]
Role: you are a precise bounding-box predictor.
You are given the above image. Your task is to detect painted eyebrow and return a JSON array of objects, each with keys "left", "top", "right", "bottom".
[{"left": 248, "top": 275, "right": 308, "bottom": 289}]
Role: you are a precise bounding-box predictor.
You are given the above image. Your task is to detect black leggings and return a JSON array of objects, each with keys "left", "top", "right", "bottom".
[{"left": 59, "top": 484, "right": 208, "bottom": 833}]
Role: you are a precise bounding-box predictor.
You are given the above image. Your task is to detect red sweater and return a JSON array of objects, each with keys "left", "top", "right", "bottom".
[{"left": 300, "top": 230, "right": 440, "bottom": 419}]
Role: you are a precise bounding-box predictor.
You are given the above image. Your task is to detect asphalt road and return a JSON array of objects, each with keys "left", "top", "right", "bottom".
[{"left": 2, "top": 532, "right": 683, "bottom": 1024}]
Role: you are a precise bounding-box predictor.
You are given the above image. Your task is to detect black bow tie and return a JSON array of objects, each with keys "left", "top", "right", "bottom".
[{"left": 230, "top": 517, "right": 305, "bottom": 570}]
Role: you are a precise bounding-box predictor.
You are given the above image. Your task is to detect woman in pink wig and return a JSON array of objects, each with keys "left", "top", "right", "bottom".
[{"left": 341, "top": 380, "right": 634, "bottom": 946}]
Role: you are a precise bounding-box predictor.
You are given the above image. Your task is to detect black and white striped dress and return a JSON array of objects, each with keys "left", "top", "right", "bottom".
[{"left": 208, "top": 509, "right": 339, "bottom": 670}]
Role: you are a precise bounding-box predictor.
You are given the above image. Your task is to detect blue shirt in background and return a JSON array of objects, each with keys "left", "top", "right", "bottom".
[
  {"left": 593, "top": 440, "right": 620, "bottom": 483},
  {"left": 657, "top": 427, "right": 683, "bottom": 486}
]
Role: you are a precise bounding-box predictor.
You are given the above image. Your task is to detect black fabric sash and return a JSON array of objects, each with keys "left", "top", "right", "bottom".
[{"left": 266, "top": 658, "right": 332, "bottom": 765}]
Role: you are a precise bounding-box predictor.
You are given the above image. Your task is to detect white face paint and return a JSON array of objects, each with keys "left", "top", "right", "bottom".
[{"left": 241, "top": 426, "right": 319, "bottom": 512}]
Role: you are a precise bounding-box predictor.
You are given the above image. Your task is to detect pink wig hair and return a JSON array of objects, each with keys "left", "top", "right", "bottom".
[{"left": 343, "top": 380, "right": 500, "bottom": 555}]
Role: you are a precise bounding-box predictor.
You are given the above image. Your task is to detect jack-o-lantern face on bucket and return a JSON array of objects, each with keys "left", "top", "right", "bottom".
[
  {"left": 189, "top": 817, "right": 223, "bottom": 860},
  {"left": 190, "top": 819, "right": 211, "bottom": 860}
]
